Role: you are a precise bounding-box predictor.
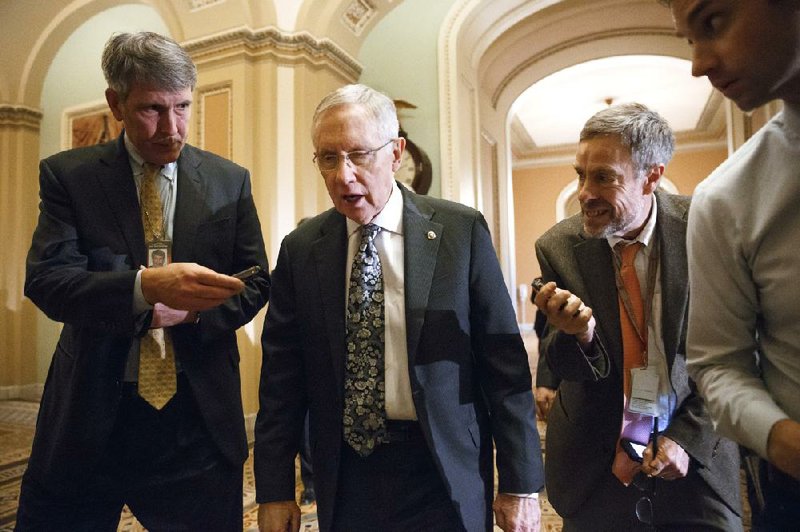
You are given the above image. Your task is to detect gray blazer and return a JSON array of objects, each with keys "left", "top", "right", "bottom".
[{"left": 535, "top": 191, "right": 741, "bottom": 517}]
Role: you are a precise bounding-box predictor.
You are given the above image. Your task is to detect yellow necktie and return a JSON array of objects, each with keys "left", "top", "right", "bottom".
[{"left": 138, "top": 163, "right": 176, "bottom": 409}]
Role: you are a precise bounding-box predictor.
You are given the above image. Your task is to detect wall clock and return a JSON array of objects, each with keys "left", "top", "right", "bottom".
[{"left": 396, "top": 128, "right": 432, "bottom": 194}]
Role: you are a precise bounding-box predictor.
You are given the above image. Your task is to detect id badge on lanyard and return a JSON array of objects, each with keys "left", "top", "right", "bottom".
[
  {"left": 147, "top": 240, "right": 172, "bottom": 268},
  {"left": 628, "top": 366, "right": 659, "bottom": 416}
]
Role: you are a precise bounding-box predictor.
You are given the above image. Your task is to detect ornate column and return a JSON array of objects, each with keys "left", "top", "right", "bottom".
[
  {"left": 0, "top": 105, "right": 43, "bottom": 398},
  {"left": 182, "top": 27, "right": 361, "bottom": 418}
]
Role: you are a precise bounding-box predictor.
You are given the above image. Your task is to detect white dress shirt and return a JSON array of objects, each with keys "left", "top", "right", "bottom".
[
  {"left": 345, "top": 182, "right": 417, "bottom": 420},
  {"left": 607, "top": 195, "right": 677, "bottom": 432},
  {"left": 687, "top": 102, "right": 800, "bottom": 458}
]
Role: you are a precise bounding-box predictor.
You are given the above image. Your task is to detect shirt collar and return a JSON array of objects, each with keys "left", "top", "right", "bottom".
[
  {"left": 346, "top": 181, "right": 404, "bottom": 237},
  {"left": 783, "top": 101, "right": 800, "bottom": 140},
  {"left": 124, "top": 132, "right": 177, "bottom": 182},
  {"left": 606, "top": 193, "right": 658, "bottom": 250}
]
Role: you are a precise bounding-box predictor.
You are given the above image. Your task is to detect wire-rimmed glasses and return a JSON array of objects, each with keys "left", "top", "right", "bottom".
[
  {"left": 634, "top": 478, "right": 655, "bottom": 527},
  {"left": 313, "top": 138, "right": 396, "bottom": 173},
  {"left": 633, "top": 417, "right": 659, "bottom": 529}
]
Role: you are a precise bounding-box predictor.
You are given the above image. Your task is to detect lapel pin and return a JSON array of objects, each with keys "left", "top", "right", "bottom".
[{"left": 426, "top": 230, "right": 437, "bottom": 240}]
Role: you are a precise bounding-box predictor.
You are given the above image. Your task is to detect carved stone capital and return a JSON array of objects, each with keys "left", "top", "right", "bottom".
[{"left": 183, "top": 26, "right": 362, "bottom": 82}]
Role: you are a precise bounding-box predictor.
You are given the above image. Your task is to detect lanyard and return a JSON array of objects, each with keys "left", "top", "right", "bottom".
[{"left": 612, "top": 238, "right": 659, "bottom": 367}]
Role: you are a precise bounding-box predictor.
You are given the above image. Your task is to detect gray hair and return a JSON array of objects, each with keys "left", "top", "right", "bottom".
[
  {"left": 101, "top": 32, "right": 197, "bottom": 101},
  {"left": 311, "top": 84, "right": 399, "bottom": 145},
  {"left": 580, "top": 102, "right": 675, "bottom": 174}
]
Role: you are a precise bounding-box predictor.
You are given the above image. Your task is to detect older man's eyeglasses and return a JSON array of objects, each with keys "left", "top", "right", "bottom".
[{"left": 313, "top": 138, "right": 396, "bottom": 173}]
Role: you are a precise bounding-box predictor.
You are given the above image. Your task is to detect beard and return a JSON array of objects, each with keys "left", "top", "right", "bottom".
[{"left": 581, "top": 199, "right": 642, "bottom": 239}]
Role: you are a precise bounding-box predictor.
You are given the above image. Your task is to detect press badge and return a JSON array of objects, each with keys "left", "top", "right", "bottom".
[
  {"left": 147, "top": 240, "right": 172, "bottom": 268},
  {"left": 628, "top": 366, "right": 659, "bottom": 416}
]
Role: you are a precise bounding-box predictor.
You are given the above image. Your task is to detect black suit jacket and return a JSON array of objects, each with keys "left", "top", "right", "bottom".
[
  {"left": 535, "top": 192, "right": 740, "bottom": 517},
  {"left": 254, "top": 184, "right": 543, "bottom": 532},
  {"left": 24, "top": 136, "right": 269, "bottom": 491}
]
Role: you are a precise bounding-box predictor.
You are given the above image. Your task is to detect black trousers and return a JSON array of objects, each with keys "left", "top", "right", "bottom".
[
  {"left": 16, "top": 374, "right": 243, "bottom": 532},
  {"left": 331, "top": 421, "right": 464, "bottom": 532},
  {"left": 749, "top": 458, "right": 800, "bottom": 531},
  {"left": 561, "top": 468, "right": 742, "bottom": 532}
]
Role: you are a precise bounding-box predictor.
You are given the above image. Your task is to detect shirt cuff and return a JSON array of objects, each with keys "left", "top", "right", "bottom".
[
  {"left": 133, "top": 269, "right": 154, "bottom": 315},
  {"left": 505, "top": 492, "right": 539, "bottom": 499}
]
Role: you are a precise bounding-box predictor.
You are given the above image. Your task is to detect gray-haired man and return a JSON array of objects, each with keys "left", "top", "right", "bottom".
[
  {"left": 533, "top": 103, "right": 741, "bottom": 530},
  {"left": 17, "top": 32, "right": 269, "bottom": 530}
]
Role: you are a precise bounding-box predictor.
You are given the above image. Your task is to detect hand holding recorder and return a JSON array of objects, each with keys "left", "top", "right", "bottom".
[{"left": 531, "top": 277, "right": 596, "bottom": 347}]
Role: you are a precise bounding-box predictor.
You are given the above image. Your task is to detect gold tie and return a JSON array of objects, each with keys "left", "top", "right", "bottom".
[
  {"left": 138, "top": 163, "right": 176, "bottom": 409},
  {"left": 140, "top": 163, "right": 164, "bottom": 242}
]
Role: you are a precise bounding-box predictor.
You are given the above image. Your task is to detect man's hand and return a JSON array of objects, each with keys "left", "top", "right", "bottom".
[
  {"left": 141, "top": 262, "right": 244, "bottom": 311},
  {"left": 641, "top": 435, "right": 689, "bottom": 480},
  {"left": 767, "top": 418, "right": 800, "bottom": 480},
  {"left": 534, "top": 386, "right": 557, "bottom": 421},
  {"left": 493, "top": 493, "right": 541, "bottom": 532},
  {"left": 257, "top": 501, "right": 300, "bottom": 532},
  {"left": 533, "top": 281, "right": 595, "bottom": 347}
]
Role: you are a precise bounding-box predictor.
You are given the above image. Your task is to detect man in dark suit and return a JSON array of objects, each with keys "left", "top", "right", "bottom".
[
  {"left": 254, "top": 84, "right": 543, "bottom": 532},
  {"left": 17, "top": 32, "right": 269, "bottom": 530},
  {"left": 532, "top": 103, "right": 741, "bottom": 530}
]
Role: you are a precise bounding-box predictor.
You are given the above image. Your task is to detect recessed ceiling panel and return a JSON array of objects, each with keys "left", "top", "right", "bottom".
[{"left": 513, "top": 55, "right": 713, "bottom": 148}]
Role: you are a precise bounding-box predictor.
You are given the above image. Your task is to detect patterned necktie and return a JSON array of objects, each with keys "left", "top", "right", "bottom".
[
  {"left": 140, "top": 162, "right": 164, "bottom": 241},
  {"left": 343, "top": 223, "right": 387, "bottom": 457},
  {"left": 611, "top": 241, "right": 653, "bottom": 484},
  {"left": 137, "top": 163, "right": 177, "bottom": 409}
]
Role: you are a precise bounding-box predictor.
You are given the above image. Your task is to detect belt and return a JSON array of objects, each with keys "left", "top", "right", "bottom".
[{"left": 385, "top": 420, "right": 423, "bottom": 443}]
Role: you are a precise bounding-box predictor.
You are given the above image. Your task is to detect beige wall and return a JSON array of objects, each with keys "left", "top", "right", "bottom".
[
  {"left": 512, "top": 144, "right": 729, "bottom": 324},
  {"left": 0, "top": 114, "right": 41, "bottom": 391}
]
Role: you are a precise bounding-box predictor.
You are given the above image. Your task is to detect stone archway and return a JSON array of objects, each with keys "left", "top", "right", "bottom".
[{"left": 438, "top": 0, "right": 687, "bottom": 292}]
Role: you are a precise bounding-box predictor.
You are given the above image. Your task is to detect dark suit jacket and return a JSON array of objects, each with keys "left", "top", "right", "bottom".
[
  {"left": 535, "top": 192, "right": 740, "bottom": 518},
  {"left": 254, "top": 184, "right": 543, "bottom": 532},
  {"left": 24, "top": 135, "right": 270, "bottom": 491}
]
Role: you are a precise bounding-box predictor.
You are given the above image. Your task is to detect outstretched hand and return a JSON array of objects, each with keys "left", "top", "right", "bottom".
[{"left": 141, "top": 262, "right": 244, "bottom": 311}]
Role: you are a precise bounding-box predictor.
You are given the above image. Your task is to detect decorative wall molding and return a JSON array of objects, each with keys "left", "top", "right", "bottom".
[
  {"left": 197, "top": 83, "right": 233, "bottom": 159},
  {"left": 491, "top": 27, "right": 675, "bottom": 108},
  {"left": 188, "top": 0, "right": 226, "bottom": 12},
  {"left": 342, "top": 0, "right": 376, "bottom": 36},
  {"left": 60, "top": 100, "right": 121, "bottom": 151},
  {"left": 438, "top": 0, "right": 480, "bottom": 202},
  {"left": 182, "top": 26, "right": 362, "bottom": 82},
  {"left": 0, "top": 105, "right": 43, "bottom": 130},
  {"left": 0, "top": 383, "right": 43, "bottom": 402},
  {"left": 512, "top": 131, "right": 727, "bottom": 170}
]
